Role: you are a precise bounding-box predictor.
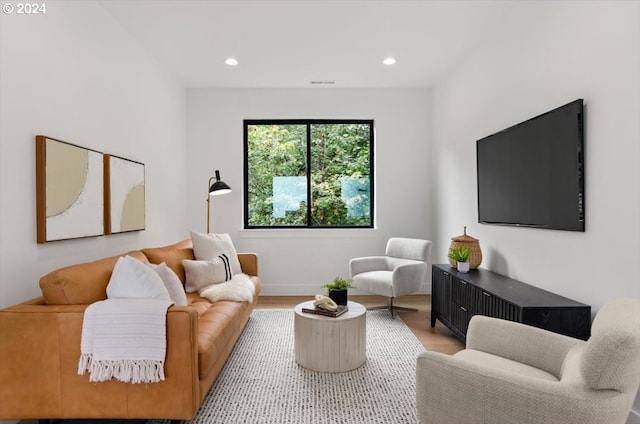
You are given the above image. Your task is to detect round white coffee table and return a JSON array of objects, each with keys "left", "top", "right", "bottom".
[{"left": 294, "top": 300, "right": 366, "bottom": 372}]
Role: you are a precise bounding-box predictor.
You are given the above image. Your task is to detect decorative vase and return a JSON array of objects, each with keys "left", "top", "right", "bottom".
[
  {"left": 329, "top": 289, "right": 348, "bottom": 306},
  {"left": 448, "top": 226, "right": 483, "bottom": 270},
  {"left": 457, "top": 261, "right": 470, "bottom": 273}
]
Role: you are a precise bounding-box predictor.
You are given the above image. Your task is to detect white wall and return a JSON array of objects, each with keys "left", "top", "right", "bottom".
[
  {"left": 430, "top": 2, "right": 640, "bottom": 421},
  {"left": 0, "top": 1, "right": 188, "bottom": 310},
  {"left": 186, "top": 88, "right": 432, "bottom": 295}
]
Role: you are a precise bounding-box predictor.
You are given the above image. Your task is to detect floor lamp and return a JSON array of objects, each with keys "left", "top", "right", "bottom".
[{"left": 207, "top": 170, "right": 232, "bottom": 233}]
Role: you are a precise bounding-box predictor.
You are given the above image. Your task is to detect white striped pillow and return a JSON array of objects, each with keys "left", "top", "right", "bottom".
[{"left": 182, "top": 255, "right": 234, "bottom": 293}]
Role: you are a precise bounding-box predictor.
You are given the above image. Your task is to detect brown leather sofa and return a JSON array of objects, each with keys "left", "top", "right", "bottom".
[{"left": 0, "top": 239, "right": 261, "bottom": 421}]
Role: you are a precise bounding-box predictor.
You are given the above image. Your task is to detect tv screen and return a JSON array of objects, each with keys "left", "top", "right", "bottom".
[{"left": 477, "top": 99, "right": 584, "bottom": 231}]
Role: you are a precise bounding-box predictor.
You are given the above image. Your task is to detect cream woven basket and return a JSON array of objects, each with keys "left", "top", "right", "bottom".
[{"left": 448, "top": 226, "right": 483, "bottom": 269}]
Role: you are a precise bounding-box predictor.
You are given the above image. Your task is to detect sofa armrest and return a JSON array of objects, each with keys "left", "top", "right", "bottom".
[
  {"left": 238, "top": 253, "right": 258, "bottom": 276},
  {"left": 466, "top": 315, "right": 581, "bottom": 378},
  {"left": 0, "top": 300, "right": 201, "bottom": 420},
  {"left": 391, "top": 262, "right": 426, "bottom": 296},
  {"left": 349, "top": 256, "right": 389, "bottom": 277}
]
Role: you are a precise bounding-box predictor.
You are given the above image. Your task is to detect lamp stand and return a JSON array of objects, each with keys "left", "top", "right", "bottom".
[
  {"left": 206, "top": 175, "right": 215, "bottom": 233},
  {"left": 206, "top": 170, "right": 232, "bottom": 233}
]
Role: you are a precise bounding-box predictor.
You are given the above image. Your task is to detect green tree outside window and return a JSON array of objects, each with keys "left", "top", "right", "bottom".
[{"left": 244, "top": 120, "right": 373, "bottom": 228}]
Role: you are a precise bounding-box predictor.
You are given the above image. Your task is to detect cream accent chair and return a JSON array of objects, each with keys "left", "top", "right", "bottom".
[
  {"left": 416, "top": 298, "right": 640, "bottom": 424},
  {"left": 349, "top": 238, "right": 432, "bottom": 316}
]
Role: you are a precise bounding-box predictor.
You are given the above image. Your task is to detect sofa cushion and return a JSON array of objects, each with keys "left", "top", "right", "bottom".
[
  {"left": 196, "top": 300, "right": 249, "bottom": 378},
  {"left": 106, "top": 256, "right": 171, "bottom": 301},
  {"left": 185, "top": 276, "right": 259, "bottom": 379},
  {"left": 141, "top": 239, "right": 194, "bottom": 283},
  {"left": 39, "top": 250, "right": 149, "bottom": 305},
  {"left": 190, "top": 232, "right": 241, "bottom": 275},
  {"left": 454, "top": 349, "right": 558, "bottom": 382}
]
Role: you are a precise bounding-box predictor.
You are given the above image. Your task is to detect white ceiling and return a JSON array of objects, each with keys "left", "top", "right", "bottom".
[{"left": 98, "top": 0, "right": 518, "bottom": 89}]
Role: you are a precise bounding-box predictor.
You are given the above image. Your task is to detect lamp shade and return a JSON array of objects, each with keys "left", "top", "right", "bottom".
[{"left": 209, "top": 170, "right": 232, "bottom": 196}]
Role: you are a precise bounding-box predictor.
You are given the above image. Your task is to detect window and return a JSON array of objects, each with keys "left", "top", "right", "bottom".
[{"left": 244, "top": 120, "right": 374, "bottom": 228}]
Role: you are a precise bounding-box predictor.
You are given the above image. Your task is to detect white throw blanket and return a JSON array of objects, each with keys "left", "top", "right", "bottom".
[
  {"left": 198, "top": 273, "right": 255, "bottom": 303},
  {"left": 78, "top": 298, "right": 173, "bottom": 384}
]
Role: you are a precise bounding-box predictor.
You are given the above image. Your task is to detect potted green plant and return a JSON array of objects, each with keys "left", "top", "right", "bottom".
[
  {"left": 448, "top": 246, "right": 471, "bottom": 273},
  {"left": 321, "top": 277, "right": 353, "bottom": 306}
]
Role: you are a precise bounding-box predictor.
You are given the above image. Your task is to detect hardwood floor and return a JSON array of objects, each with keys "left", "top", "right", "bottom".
[
  {"left": 20, "top": 295, "right": 463, "bottom": 424},
  {"left": 257, "top": 294, "right": 465, "bottom": 355}
]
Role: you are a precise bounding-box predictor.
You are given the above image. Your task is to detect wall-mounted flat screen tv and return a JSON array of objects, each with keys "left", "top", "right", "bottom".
[{"left": 476, "top": 99, "right": 584, "bottom": 231}]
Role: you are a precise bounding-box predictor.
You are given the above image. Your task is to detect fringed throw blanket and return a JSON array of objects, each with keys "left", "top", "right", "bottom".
[{"left": 78, "top": 298, "right": 173, "bottom": 384}]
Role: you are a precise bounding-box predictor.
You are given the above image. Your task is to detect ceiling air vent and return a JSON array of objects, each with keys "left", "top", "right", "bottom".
[{"left": 310, "top": 81, "right": 336, "bottom": 85}]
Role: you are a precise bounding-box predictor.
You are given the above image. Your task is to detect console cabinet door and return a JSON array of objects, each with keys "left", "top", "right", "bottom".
[
  {"left": 479, "top": 290, "right": 521, "bottom": 322},
  {"left": 431, "top": 268, "right": 451, "bottom": 325},
  {"left": 451, "top": 277, "right": 479, "bottom": 335}
]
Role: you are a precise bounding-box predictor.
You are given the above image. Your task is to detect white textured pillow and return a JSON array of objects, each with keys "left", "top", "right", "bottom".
[
  {"left": 106, "top": 256, "right": 171, "bottom": 301},
  {"left": 190, "top": 231, "right": 242, "bottom": 275},
  {"left": 148, "top": 262, "right": 188, "bottom": 306},
  {"left": 182, "top": 257, "right": 234, "bottom": 293}
]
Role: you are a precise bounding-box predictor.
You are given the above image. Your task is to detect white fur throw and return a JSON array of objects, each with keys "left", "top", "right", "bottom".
[
  {"left": 198, "top": 273, "right": 255, "bottom": 303},
  {"left": 78, "top": 298, "right": 172, "bottom": 384}
]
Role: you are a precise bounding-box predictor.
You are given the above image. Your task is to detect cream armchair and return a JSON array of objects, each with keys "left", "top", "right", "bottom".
[
  {"left": 349, "top": 238, "right": 432, "bottom": 316},
  {"left": 416, "top": 298, "right": 640, "bottom": 424}
]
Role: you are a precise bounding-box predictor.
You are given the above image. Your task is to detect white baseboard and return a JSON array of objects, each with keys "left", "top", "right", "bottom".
[{"left": 259, "top": 283, "right": 432, "bottom": 297}]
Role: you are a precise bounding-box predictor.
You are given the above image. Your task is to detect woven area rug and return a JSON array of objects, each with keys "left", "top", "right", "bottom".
[{"left": 150, "top": 309, "right": 425, "bottom": 424}]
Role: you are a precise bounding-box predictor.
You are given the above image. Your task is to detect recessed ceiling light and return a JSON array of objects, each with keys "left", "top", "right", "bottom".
[
  {"left": 225, "top": 58, "right": 238, "bottom": 66},
  {"left": 383, "top": 57, "right": 396, "bottom": 66}
]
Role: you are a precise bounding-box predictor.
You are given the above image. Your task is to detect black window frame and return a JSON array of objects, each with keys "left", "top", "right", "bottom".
[{"left": 243, "top": 119, "right": 375, "bottom": 229}]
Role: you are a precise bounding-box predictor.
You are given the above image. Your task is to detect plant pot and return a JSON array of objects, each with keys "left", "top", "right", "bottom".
[
  {"left": 329, "top": 289, "right": 348, "bottom": 306},
  {"left": 457, "top": 261, "right": 470, "bottom": 273}
]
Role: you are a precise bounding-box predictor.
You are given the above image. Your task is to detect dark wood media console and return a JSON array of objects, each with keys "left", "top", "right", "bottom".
[{"left": 431, "top": 264, "right": 591, "bottom": 342}]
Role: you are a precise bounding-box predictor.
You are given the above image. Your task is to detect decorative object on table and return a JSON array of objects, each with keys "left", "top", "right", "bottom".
[
  {"left": 302, "top": 297, "right": 349, "bottom": 318},
  {"left": 103, "top": 154, "right": 145, "bottom": 235},
  {"left": 35, "top": 135, "right": 104, "bottom": 243},
  {"left": 448, "top": 246, "right": 471, "bottom": 273},
  {"left": 206, "top": 169, "right": 232, "bottom": 233},
  {"left": 321, "top": 276, "right": 353, "bottom": 306},
  {"left": 448, "top": 226, "right": 482, "bottom": 269},
  {"left": 313, "top": 294, "right": 338, "bottom": 311}
]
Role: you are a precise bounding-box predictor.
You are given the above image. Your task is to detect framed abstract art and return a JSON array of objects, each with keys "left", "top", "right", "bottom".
[
  {"left": 36, "top": 136, "right": 104, "bottom": 243},
  {"left": 103, "top": 154, "right": 145, "bottom": 234}
]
